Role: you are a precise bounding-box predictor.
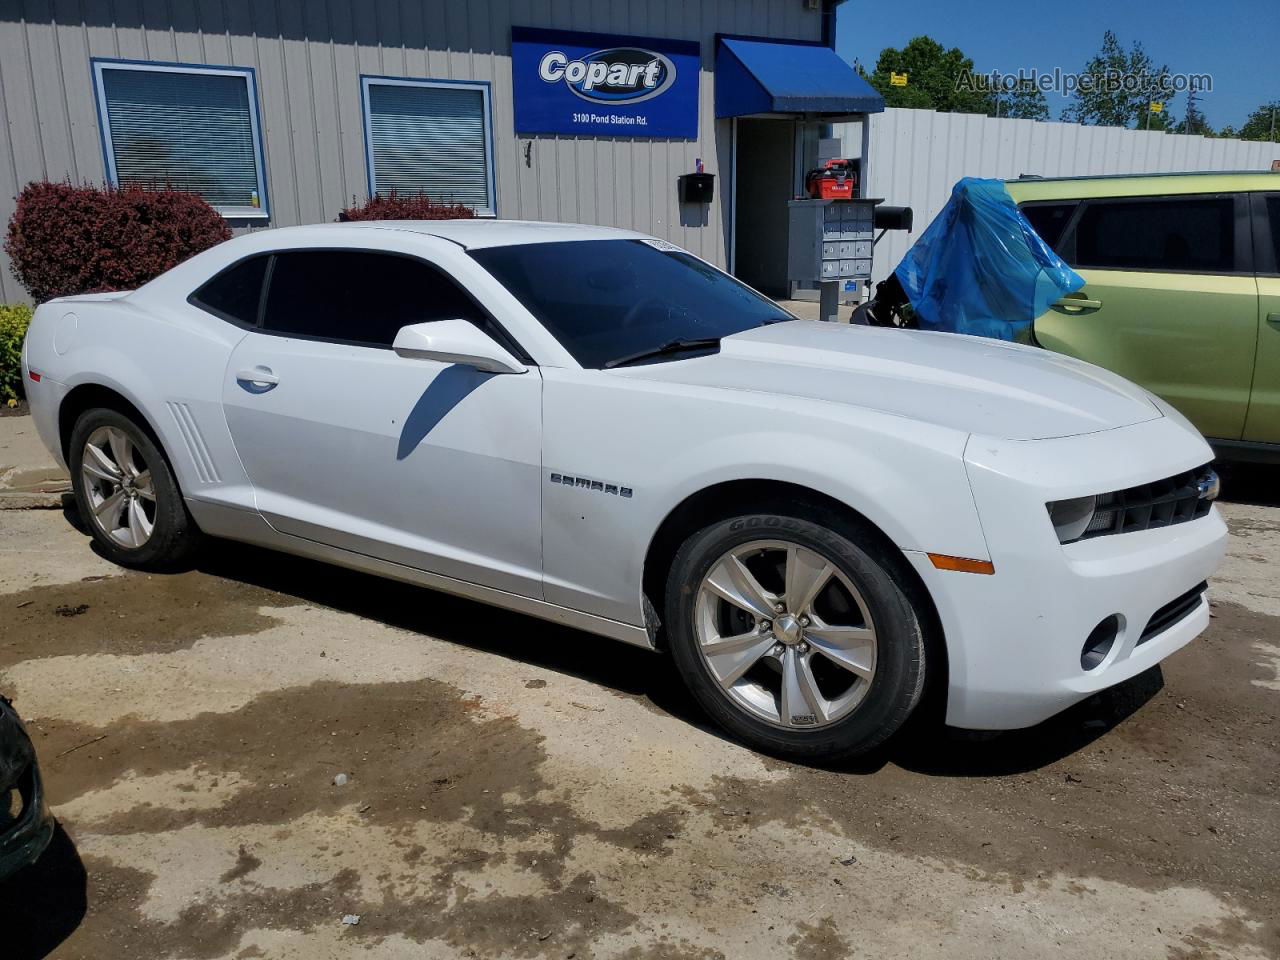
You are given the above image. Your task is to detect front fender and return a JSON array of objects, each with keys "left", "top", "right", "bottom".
[{"left": 540, "top": 367, "right": 987, "bottom": 625}]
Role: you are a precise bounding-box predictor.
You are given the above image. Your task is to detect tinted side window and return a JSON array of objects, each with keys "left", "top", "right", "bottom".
[
  {"left": 261, "top": 251, "right": 481, "bottom": 346},
  {"left": 190, "top": 255, "right": 269, "bottom": 325},
  {"left": 1072, "top": 196, "right": 1234, "bottom": 273},
  {"left": 1020, "top": 202, "right": 1077, "bottom": 253}
]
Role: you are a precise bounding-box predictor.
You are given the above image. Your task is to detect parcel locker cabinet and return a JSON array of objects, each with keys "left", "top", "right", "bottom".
[{"left": 787, "top": 199, "right": 880, "bottom": 284}]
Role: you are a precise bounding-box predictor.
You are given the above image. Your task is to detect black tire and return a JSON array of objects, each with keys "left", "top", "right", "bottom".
[
  {"left": 665, "top": 512, "right": 926, "bottom": 762},
  {"left": 68, "top": 407, "right": 202, "bottom": 570}
]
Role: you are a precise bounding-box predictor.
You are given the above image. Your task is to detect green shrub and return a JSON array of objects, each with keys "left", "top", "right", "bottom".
[{"left": 0, "top": 304, "right": 33, "bottom": 406}]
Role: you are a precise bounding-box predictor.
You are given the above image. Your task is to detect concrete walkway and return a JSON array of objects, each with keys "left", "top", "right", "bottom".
[{"left": 0, "top": 412, "right": 68, "bottom": 508}]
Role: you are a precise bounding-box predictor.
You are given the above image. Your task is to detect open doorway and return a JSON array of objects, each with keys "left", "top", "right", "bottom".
[{"left": 732, "top": 118, "right": 796, "bottom": 298}]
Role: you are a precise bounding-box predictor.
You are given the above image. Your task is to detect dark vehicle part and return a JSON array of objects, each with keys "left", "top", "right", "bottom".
[
  {"left": 851, "top": 272, "right": 915, "bottom": 328},
  {"left": 0, "top": 694, "right": 54, "bottom": 879}
]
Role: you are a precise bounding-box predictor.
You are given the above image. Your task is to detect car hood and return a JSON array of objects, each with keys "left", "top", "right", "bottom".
[{"left": 608, "top": 321, "right": 1161, "bottom": 441}]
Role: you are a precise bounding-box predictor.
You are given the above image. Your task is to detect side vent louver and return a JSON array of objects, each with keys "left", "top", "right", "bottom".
[{"left": 166, "top": 401, "right": 220, "bottom": 484}]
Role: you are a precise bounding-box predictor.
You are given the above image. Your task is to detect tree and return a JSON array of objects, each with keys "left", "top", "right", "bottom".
[
  {"left": 989, "top": 82, "right": 1050, "bottom": 121},
  {"left": 1172, "top": 94, "right": 1213, "bottom": 136},
  {"left": 867, "top": 36, "right": 988, "bottom": 113},
  {"left": 1237, "top": 101, "right": 1280, "bottom": 142},
  {"left": 1062, "top": 30, "right": 1174, "bottom": 128}
]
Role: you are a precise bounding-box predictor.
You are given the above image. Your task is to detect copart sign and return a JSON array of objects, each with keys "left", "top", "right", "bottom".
[{"left": 511, "top": 27, "right": 699, "bottom": 138}]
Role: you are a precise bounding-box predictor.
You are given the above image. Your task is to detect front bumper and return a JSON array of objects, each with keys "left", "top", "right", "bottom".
[{"left": 917, "top": 416, "right": 1227, "bottom": 730}]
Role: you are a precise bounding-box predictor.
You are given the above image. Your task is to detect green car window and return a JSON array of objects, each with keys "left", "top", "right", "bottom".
[
  {"left": 1073, "top": 196, "right": 1234, "bottom": 274},
  {"left": 1021, "top": 202, "right": 1077, "bottom": 254}
]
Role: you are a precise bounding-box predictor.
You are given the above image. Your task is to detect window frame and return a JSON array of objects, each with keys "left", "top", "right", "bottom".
[
  {"left": 188, "top": 247, "right": 531, "bottom": 362},
  {"left": 91, "top": 57, "right": 270, "bottom": 220},
  {"left": 1059, "top": 192, "right": 1253, "bottom": 276},
  {"left": 359, "top": 74, "right": 497, "bottom": 217}
]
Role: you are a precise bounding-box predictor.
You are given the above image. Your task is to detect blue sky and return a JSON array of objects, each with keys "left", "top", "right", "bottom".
[{"left": 835, "top": 0, "right": 1279, "bottom": 131}]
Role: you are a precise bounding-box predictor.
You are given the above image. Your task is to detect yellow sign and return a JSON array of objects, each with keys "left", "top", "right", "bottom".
[
  {"left": 1149, "top": 101, "right": 1163, "bottom": 114},
  {"left": 890, "top": 72, "right": 908, "bottom": 87}
]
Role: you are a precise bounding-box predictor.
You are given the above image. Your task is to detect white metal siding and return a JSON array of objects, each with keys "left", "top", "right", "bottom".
[
  {"left": 835, "top": 108, "right": 1279, "bottom": 287},
  {"left": 0, "top": 0, "right": 824, "bottom": 303}
]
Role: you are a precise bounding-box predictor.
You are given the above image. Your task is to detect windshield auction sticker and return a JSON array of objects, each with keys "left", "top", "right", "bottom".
[
  {"left": 511, "top": 27, "right": 700, "bottom": 138},
  {"left": 639, "top": 238, "right": 685, "bottom": 253}
]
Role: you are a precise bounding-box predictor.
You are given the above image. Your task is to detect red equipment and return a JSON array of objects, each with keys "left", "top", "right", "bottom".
[{"left": 804, "top": 159, "right": 858, "bottom": 200}]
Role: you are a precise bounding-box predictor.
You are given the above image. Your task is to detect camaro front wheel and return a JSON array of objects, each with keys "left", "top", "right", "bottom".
[
  {"left": 69, "top": 408, "right": 201, "bottom": 570},
  {"left": 666, "top": 513, "right": 926, "bottom": 761}
]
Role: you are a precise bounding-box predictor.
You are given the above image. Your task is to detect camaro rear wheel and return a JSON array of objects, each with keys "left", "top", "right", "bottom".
[
  {"left": 69, "top": 408, "right": 201, "bottom": 570},
  {"left": 666, "top": 513, "right": 926, "bottom": 761}
]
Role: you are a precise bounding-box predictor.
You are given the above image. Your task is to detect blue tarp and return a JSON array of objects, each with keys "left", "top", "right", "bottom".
[
  {"left": 715, "top": 38, "right": 885, "bottom": 118},
  {"left": 894, "top": 178, "right": 1084, "bottom": 341}
]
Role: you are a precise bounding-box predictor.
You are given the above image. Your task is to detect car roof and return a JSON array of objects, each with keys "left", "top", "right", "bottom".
[
  {"left": 332, "top": 218, "right": 650, "bottom": 249},
  {"left": 1005, "top": 170, "right": 1278, "bottom": 201}
]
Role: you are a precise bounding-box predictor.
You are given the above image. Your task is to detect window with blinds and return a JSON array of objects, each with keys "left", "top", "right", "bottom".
[
  {"left": 92, "top": 60, "right": 268, "bottom": 218},
  {"left": 362, "top": 78, "right": 495, "bottom": 215}
]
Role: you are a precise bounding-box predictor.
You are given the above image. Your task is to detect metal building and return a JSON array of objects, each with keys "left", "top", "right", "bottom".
[{"left": 0, "top": 0, "right": 883, "bottom": 304}]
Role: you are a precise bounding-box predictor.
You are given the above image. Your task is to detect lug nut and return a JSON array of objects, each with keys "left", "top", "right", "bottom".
[
  {"left": 798, "top": 642, "right": 809, "bottom": 654},
  {"left": 799, "top": 616, "right": 809, "bottom": 626},
  {"left": 774, "top": 603, "right": 785, "bottom": 613}
]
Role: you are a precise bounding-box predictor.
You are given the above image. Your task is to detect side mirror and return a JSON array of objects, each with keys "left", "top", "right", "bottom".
[{"left": 392, "top": 319, "right": 527, "bottom": 375}]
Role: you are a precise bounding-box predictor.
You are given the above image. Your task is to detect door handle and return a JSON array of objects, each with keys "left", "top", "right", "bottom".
[
  {"left": 235, "top": 366, "right": 279, "bottom": 390},
  {"left": 1052, "top": 297, "right": 1103, "bottom": 311},
  {"left": 1267, "top": 313, "right": 1280, "bottom": 330}
]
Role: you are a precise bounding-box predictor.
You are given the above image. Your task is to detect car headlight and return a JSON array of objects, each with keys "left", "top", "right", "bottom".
[
  {"left": 1046, "top": 466, "right": 1218, "bottom": 545},
  {"left": 1046, "top": 495, "right": 1097, "bottom": 544}
]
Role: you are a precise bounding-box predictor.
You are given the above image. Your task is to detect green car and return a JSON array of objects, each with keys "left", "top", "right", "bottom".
[{"left": 1006, "top": 172, "right": 1280, "bottom": 461}]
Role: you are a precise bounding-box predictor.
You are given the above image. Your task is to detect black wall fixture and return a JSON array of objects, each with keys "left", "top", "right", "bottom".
[{"left": 678, "top": 172, "right": 715, "bottom": 204}]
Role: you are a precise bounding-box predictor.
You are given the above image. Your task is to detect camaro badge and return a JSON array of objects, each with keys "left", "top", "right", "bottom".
[{"left": 549, "top": 472, "right": 633, "bottom": 498}]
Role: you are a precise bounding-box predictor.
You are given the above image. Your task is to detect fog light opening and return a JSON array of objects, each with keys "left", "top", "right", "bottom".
[{"left": 1081, "top": 615, "right": 1121, "bottom": 671}]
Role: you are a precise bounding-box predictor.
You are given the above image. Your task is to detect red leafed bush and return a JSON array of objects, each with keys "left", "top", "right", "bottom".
[
  {"left": 337, "top": 192, "right": 476, "bottom": 222},
  {"left": 4, "top": 181, "right": 232, "bottom": 303}
]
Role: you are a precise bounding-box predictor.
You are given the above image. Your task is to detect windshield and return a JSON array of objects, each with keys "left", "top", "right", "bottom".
[{"left": 470, "top": 239, "right": 794, "bottom": 369}]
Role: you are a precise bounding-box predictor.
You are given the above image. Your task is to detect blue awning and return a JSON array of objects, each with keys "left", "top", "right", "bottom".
[{"left": 716, "top": 37, "right": 884, "bottom": 118}]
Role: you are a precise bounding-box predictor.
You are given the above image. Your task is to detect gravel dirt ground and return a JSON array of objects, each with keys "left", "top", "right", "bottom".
[{"left": 0, "top": 425, "right": 1276, "bottom": 959}]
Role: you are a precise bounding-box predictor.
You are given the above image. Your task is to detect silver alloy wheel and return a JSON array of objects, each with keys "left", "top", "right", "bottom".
[
  {"left": 693, "top": 539, "right": 877, "bottom": 729},
  {"left": 81, "top": 425, "right": 157, "bottom": 549}
]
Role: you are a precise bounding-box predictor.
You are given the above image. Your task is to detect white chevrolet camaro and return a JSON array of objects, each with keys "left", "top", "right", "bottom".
[{"left": 22, "top": 220, "right": 1226, "bottom": 760}]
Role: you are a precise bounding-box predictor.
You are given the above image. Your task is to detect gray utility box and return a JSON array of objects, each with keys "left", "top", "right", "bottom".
[{"left": 787, "top": 198, "right": 881, "bottom": 284}]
